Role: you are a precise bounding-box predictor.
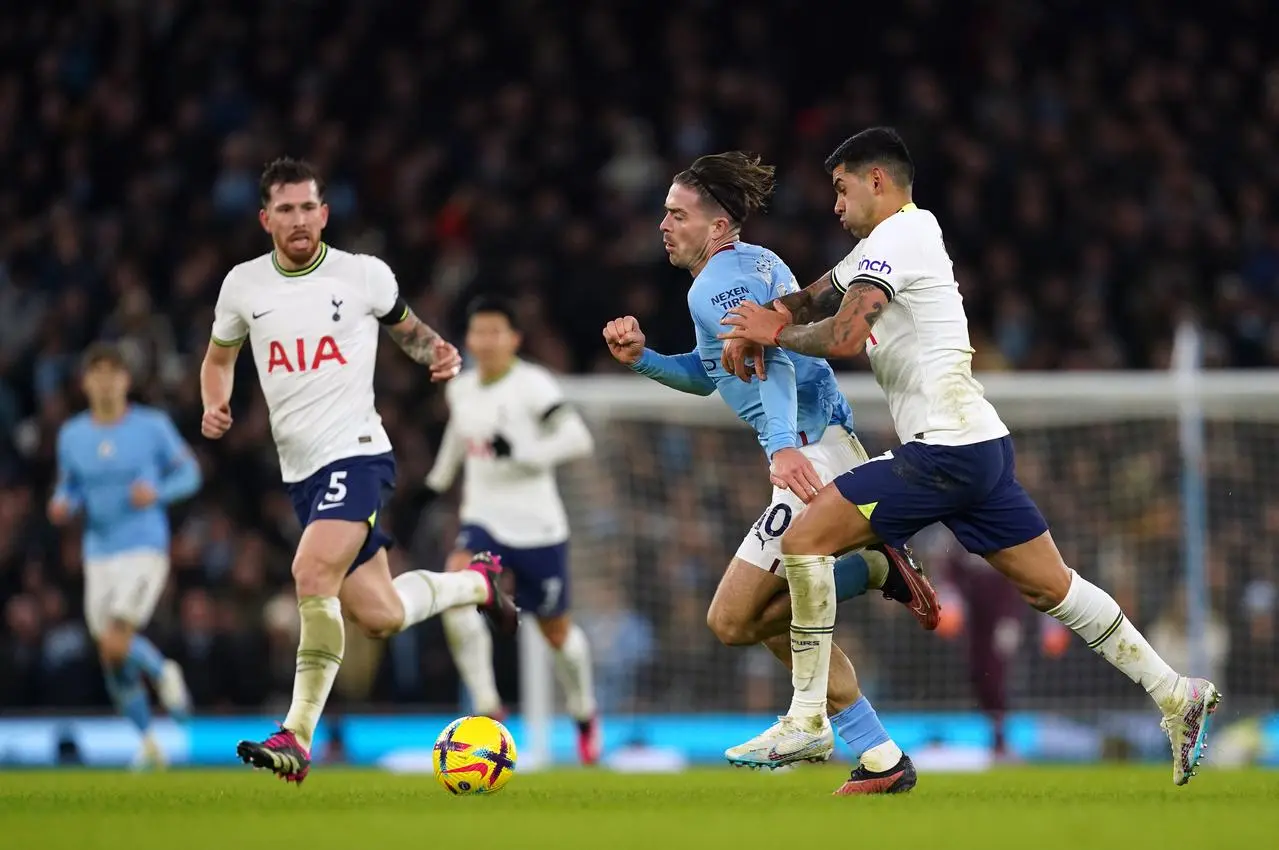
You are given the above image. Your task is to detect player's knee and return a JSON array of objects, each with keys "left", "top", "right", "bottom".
[
  {"left": 779, "top": 516, "right": 822, "bottom": 557},
  {"left": 352, "top": 605, "right": 404, "bottom": 640},
  {"left": 1003, "top": 552, "right": 1073, "bottom": 611},
  {"left": 97, "top": 628, "right": 131, "bottom": 666},
  {"left": 537, "top": 615, "right": 570, "bottom": 649},
  {"left": 1020, "top": 567, "right": 1072, "bottom": 611},
  {"left": 291, "top": 553, "right": 345, "bottom": 597},
  {"left": 357, "top": 618, "right": 401, "bottom": 640},
  {"left": 706, "top": 604, "right": 757, "bottom": 647}
]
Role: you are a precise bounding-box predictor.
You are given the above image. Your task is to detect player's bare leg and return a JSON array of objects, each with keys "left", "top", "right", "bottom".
[
  {"left": 709, "top": 549, "right": 938, "bottom": 646},
  {"left": 341, "top": 548, "right": 515, "bottom": 642},
  {"left": 538, "top": 613, "right": 600, "bottom": 765},
  {"left": 985, "top": 531, "right": 1221, "bottom": 785},
  {"left": 98, "top": 622, "right": 159, "bottom": 770},
  {"left": 728, "top": 487, "right": 915, "bottom": 791},
  {"left": 706, "top": 558, "right": 789, "bottom": 646},
  {"left": 439, "top": 549, "right": 505, "bottom": 718},
  {"left": 95, "top": 613, "right": 190, "bottom": 771},
  {"left": 755, "top": 546, "right": 939, "bottom": 635},
  {"left": 717, "top": 558, "right": 834, "bottom": 768},
  {"left": 237, "top": 516, "right": 517, "bottom": 784},
  {"left": 237, "top": 517, "right": 364, "bottom": 784},
  {"left": 714, "top": 552, "right": 911, "bottom": 786}
]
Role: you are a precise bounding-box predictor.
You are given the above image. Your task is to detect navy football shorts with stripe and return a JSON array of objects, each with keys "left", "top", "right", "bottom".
[
  {"left": 287, "top": 452, "right": 397, "bottom": 574},
  {"left": 833, "top": 436, "right": 1048, "bottom": 555},
  {"left": 455, "top": 524, "right": 570, "bottom": 618}
]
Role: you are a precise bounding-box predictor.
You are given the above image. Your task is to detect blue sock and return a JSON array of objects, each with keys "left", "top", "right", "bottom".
[
  {"left": 833, "top": 553, "right": 871, "bottom": 602},
  {"left": 127, "top": 634, "right": 166, "bottom": 680},
  {"left": 107, "top": 664, "right": 153, "bottom": 733},
  {"left": 831, "top": 697, "right": 891, "bottom": 760}
]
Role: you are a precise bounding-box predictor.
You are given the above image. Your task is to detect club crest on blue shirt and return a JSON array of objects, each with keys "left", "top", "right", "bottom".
[
  {"left": 754, "top": 254, "right": 779, "bottom": 276},
  {"left": 98, "top": 440, "right": 114, "bottom": 458}
]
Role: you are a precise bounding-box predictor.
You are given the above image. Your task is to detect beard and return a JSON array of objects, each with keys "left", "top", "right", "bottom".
[{"left": 277, "top": 231, "right": 318, "bottom": 264}]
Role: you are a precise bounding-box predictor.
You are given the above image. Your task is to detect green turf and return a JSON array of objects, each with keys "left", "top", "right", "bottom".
[{"left": 0, "top": 766, "right": 1274, "bottom": 850}]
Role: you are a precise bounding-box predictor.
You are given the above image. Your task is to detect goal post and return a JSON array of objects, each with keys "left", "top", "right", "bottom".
[{"left": 517, "top": 363, "right": 1279, "bottom": 763}]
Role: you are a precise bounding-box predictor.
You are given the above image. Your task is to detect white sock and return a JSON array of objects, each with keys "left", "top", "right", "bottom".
[
  {"left": 862, "top": 549, "right": 890, "bottom": 590},
  {"left": 861, "top": 740, "right": 904, "bottom": 772},
  {"left": 283, "top": 596, "right": 344, "bottom": 751},
  {"left": 1048, "top": 570, "right": 1181, "bottom": 712},
  {"left": 393, "top": 569, "right": 489, "bottom": 630},
  {"left": 442, "top": 606, "right": 501, "bottom": 715},
  {"left": 551, "top": 623, "right": 597, "bottom": 721},
  {"left": 784, "top": 553, "right": 836, "bottom": 724}
]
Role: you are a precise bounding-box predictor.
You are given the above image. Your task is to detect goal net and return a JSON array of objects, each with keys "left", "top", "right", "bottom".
[{"left": 547, "top": 369, "right": 1279, "bottom": 726}]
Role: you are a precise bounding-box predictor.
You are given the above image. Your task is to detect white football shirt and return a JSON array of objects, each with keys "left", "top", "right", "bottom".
[
  {"left": 427, "top": 360, "right": 580, "bottom": 548},
  {"left": 210, "top": 243, "right": 405, "bottom": 483},
  {"left": 831, "top": 205, "right": 1009, "bottom": 447}
]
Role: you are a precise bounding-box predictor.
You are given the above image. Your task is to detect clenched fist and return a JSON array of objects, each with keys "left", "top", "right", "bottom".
[{"left": 603, "top": 316, "right": 646, "bottom": 366}]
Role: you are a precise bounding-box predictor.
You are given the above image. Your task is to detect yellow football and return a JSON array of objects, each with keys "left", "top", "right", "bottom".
[{"left": 432, "top": 716, "right": 519, "bottom": 795}]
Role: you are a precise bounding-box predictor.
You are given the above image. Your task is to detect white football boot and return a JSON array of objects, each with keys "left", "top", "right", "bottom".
[
  {"left": 725, "top": 715, "right": 834, "bottom": 769},
  {"left": 156, "top": 659, "right": 192, "bottom": 722},
  {"left": 1160, "top": 676, "right": 1222, "bottom": 786}
]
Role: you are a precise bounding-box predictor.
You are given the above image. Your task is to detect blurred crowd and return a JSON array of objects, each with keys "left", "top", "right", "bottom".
[{"left": 2, "top": 0, "right": 1277, "bottom": 714}]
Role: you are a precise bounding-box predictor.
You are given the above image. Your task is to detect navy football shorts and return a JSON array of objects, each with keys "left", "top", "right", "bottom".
[
  {"left": 287, "top": 452, "right": 397, "bottom": 574},
  {"left": 456, "top": 524, "right": 570, "bottom": 618},
  {"left": 833, "top": 436, "right": 1048, "bottom": 555}
]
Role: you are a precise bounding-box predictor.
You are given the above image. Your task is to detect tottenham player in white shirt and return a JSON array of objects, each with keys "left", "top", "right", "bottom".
[
  {"left": 423, "top": 295, "right": 601, "bottom": 763},
  {"left": 200, "top": 158, "right": 519, "bottom": 784},
  {"left": 721, "top": 128, "right": 1219, "bottom": 791}
]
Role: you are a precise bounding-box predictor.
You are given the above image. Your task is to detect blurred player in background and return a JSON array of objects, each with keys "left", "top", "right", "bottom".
[
  {"left": 422, "top": 295, "right": 600, "bottom": 763},
  {"left": 721, "top": 127, "right": 1220, "bottom": 788},
  {"left": 48, "top": 343, "right": 201, "bottom": 769},
  {"left": 604, "top": 152, "right": 939, "bottom": 794},
  {"left": 201, "top": 158, "right": 518, "bottom": 784}
]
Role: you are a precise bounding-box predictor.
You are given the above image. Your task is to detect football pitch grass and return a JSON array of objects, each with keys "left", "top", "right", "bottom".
[{"left": 2, "top": 766, "right": 1275, "bottom": 850}]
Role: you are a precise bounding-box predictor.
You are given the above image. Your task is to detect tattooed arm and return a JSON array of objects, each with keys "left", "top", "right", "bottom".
[
  {"left": 383, "top": 305, "right": 462, "bottom": 380},
  {"left": 768, "top": 271, "right": 846, "bottom": 324},
  {"left": 365, "top": 254, "right": 460, "bottom": 380},
  {"left": 774, "top": 281, "right": 888, "bottom": 359},
  {"left": 385, "top": 307, "right": 441, "bottom": 363}
]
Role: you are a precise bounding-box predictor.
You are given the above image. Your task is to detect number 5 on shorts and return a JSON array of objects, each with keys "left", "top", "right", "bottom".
[
  {"left": 541, "top": 577, "right": 563, "bottom": 615},
  {"left": 317, "top": 471, "right": 347, "bottom": 511}
]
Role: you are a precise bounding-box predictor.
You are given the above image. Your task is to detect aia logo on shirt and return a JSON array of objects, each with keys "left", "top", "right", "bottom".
[{"left": 267, "top": 336, "right": 347, "bottom": 373}]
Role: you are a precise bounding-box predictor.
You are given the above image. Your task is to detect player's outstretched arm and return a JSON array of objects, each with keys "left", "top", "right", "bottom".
[
  {"left": 384, "top": 307, "right": 461, "bottom": 381},
  {"left": 603, "top": 316, "right": 716, "bottom": 396},
  {"left": 769, "top": 271, "right": 845, "bottom": 324},
  {"left": 200, "top": 339, "right": 240, "bottom": 439},
  {"left": 720, "top": 282, "right": 887, "bottom": 360}
]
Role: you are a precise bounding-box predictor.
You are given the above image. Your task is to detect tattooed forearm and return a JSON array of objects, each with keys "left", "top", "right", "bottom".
[
  {"left": 770, "top": 273, "right": 845, "bottom": 324},
  {"left": 775, "top": 282, "right": 886, "bottom": 358},
  {"left": 386, "top": 309, "right": 442, "bottom": 365}
]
